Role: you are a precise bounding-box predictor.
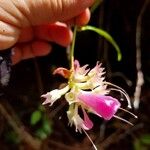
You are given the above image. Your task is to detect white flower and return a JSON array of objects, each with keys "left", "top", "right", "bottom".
[
  {"left": 67, "top": 105, "right": 93, "bottom": 133},
  {"left": 41, "top": 85, "right": 69, "bottom": 106},
  {"left": 67, "top": 110, "right": 84, "bottom": 133}
]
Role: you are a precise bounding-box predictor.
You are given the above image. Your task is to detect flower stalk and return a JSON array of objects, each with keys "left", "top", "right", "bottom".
[{"left": 70, "top": 26, "right": 77, "bottom": 70}]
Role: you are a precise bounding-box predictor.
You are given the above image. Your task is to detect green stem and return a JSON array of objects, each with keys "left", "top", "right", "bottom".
[{"left": 70, "top": 26, "right": 77, "bottom": 70}]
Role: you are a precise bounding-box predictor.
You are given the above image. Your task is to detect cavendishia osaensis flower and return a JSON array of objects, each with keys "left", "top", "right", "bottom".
[{"left": 42, "top": 60, "right": 136, "bottom": 132}]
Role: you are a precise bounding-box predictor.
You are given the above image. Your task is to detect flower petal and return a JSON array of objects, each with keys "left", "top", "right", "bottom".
[
  {"left": 67, "top": 105, "right": 93, "bottom": 132},
  {"left": 41, "top": 89, "right": 61, "bottom": 106},
  {"left": 74, "top": 60, "right": 80, "bottom": 70},
  {"left": 42, "top": 86, "right": 69, "bottom": 106},
  {"left": 82, "top": 108, "right": 93, "bottom": 130},
  {"left": 67, "top": 109, "right": 84, "bottom": 132},
  {"left": 78, "top": 92, "right": 121, "bottom": 120},
  {"left": 53, "top": 67, "right": 70, "bottom": 78},
  {"left": 88, "top": 62, "right": 104, "bottom": 78},
  {"left": 73, "top": 60, "right": 90, "bottom": 82}
]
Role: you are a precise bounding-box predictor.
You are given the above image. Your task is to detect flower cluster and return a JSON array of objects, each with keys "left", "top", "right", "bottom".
[{"left": 42, "top": 60, "right": 136, "bottom": 132}]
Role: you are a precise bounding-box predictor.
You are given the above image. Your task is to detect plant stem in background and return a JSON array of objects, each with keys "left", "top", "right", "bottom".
[{"left": 133, "top": 0, "right": 149, "bottom": 109}]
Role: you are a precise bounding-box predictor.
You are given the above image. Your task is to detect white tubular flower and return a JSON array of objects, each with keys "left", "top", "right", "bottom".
[
  {"left": 41, "top": 85, "right": 69, "bottom": 106},
  {"left": 67, "top": 105, "right": 93, "bottom": 133},
  {"left": 67, "top": 110, "right": 84, "bottom": 133}
]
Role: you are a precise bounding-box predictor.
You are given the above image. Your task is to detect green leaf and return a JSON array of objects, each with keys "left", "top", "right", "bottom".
[
  {"left": 35, "top": 128, "right": 47, "bottom": 140},
  {"left": 140, "top": 134, "right": 150, "bottom": 145},
  {"left": 35, "top": 119, "right": 53, "bottom": 140},
  {"left": 80, "top": 25, "right": 122, "bottom": 61},
  {"left": 134, "top": 139, "right": 142, "bottom": 150},
  {"left": 5, "top": 131, "right": 20, "bottom": 144},
  {"left": 42, "top": 119, "right": 53, "bottom": 134},
  {"left": 30, "top": 110, "right": 42, "bottom": 125}
]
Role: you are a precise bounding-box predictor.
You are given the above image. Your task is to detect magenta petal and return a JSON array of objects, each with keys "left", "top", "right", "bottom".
[
  {"left": 78, "top": 93, "right": 121, "bottom": 120},
  {"left": 82, "top": 109, "right": 93, "bottom": 130}
]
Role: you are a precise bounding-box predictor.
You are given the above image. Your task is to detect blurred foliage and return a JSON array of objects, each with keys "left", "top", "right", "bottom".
[
  {"left": 134, "top": 134, "right": 150, "bottom": 150},
  {"left": 5, "top": 130, "right": 20, "bottom": 144},
  {"left": 35, "top": 118, "right": 53, "bottom": 140},
  {"left": 30, "top": 110, "right": 42, "bottom": 126},
  {"left": 30, "top": 106, "right": 53, "bottom": 140}
]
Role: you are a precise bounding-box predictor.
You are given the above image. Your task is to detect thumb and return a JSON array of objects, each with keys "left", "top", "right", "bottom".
[{"left": 25, "top": 0, "right": 94, "bottom": 25}]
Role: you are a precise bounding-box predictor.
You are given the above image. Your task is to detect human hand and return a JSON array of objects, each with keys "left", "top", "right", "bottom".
[{"left": 0, "top": 0, "right": 94, "bottom": 64}]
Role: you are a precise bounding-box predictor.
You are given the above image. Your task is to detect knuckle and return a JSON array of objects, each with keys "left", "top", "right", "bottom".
[{"left": 0, "top": 0, "right": 30, "bottom": 28}]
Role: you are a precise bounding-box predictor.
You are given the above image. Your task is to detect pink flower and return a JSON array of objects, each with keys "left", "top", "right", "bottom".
[
  {"left": 42, "top": 60, "right": 135, "bottom": 132},
  {"left": 78, "top": 92, "right": 121, "bottom": 120}
]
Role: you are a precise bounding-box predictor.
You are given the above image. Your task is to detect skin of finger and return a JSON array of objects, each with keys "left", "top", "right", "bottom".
[
  {"left": 34, "top": 23, "right": 73, "bottom": 47},
  {"left": 16, "top": 8, "right": 90, "bottom": 45},
  {"left": 21, "top": 0, "right": 94, "bottom": 25},
  {"left": 0, "top": 0, "right": 93, "bottom": 51},
  {"left": 7, "top": 8, "right": 89, "bottom": 46},
  {"left": 0, "top": 0, "right": 94, "bottom": 26},
  {"left": 31, "top": 41, "right": 52, "bottom": 56},
  {"left": 17, "top": 27, "right": 34, "bottom": 42},
  {"left": 0, "top": 0, "right": 30, "bottom": 27},
  {"left": 12, "top": 40, "right": 52, "bottom": 64},
  {"left": 0, "top": 21, "right": 20, "bottom": 50},
  {"left": 75, "top": 8, "right": 91, "bottom": 26},
  {"left": 65, "top": 8, "right": 91, "bottom": 26}
]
